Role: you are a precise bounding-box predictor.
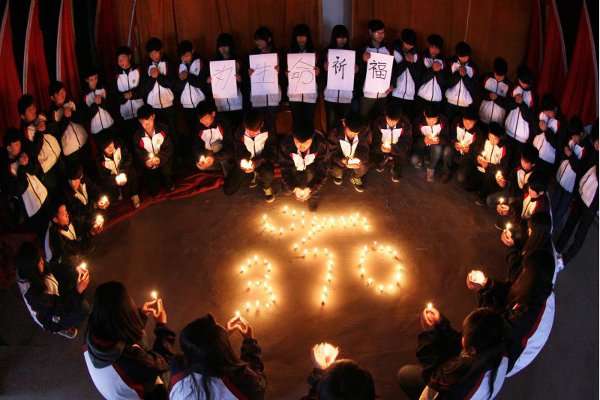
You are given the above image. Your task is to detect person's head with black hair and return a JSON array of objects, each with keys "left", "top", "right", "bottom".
[
  {"left": 384, "top": 101, "right": 404, "bottom": 126},
  {"left": 317, "top": 359, "right": 376, "bottom": 400},
  {"left": 254, "top": 26, "right": 274, "bottom": 52},
  {"left": 462, "top": 107, "right": 478, "bottom": 130},
  {"left": 520, "top": 143, "right": 539, "bottom": 171},
  {"left": 527, "top": 170, "right": 548, "bottom": 198},
  {"left": 423, "top": 104, "right": 440, "bottom": 126},
  {"left": 493, "top": 57, "right": 508, "bottom": 80},
  {"left": 83, "top": 67, "right": 100, "bottom": 91},
  {"left": 49, "top": 81, "right": 67, "bottom": 106},
  {"left": 178, "top": 40, "right": 194, "bottom": 64},
  {"left": 18, "top": 94, "right": 37, "bottom": 123},
  {"left": 87, "top": 281, "right": 145, "bottom": 344},
  {"left": 462, "top": 308, "right": 508, "bottom": 355},
  {"left": 455, "top": 41, "right": 471, "bottom": 63},
  {"left": 116, "top": 46, "right": 133, "bottom": 69},
  {"left": 16, "top": 242, "right": 46, "bottom": 294},
  {"left": 67, "top": 164, "right": 85, "bottom": 191},
  {"left": 51, "top": 200, "right": 71, "bottom": 228},
  {"left": 487, "top": 122, "right": 504, "bottom": 145},
  {"left": 540, "top": 94, "right": 558, "bottom": 118},
  {"left": 343, "top": 113, "right": 366, "bottom": 139},
  {"left": 4, "top": 128, "right": 23, "bottom": 158},
  {"left": 367, "top": 19, "right": 385, "bottom": 45},
  {"left": 243, "top": 109, "right": 264, "bottom": 135},
  {"left": 216, "top": 33, "right": 236, "bottom": 59},
  {"left": 517, "top": 65, "right": 533, "bottom": 89},
  {"left": 427, "top": 34, "right": 444, "bottom": 57},
  {"left": 136, "top": 105, "right": 155, "bottom": 133},
  {"left": 401, "top": 28, "right": 417, "bottom": 51},
  {"left": 293, "top": 120, "right": 315, "bottom": 152},
  {"left": 522, "top": 212, "right": 553, "bottom": 256},
  {"left": 145, "top": 37, "right": 163, "bottom": 62},
  {"left": 196, "top": 101, "right": 217, "bottom": 128},
  {"left": 329, "top": 25, "right": 350, "bottom": 50},
  {"left": 291, "top": 24, "right": 314, "bottom": 52},
  {"left": 99, "top": 131, "right": 117, "bottom": 157}
]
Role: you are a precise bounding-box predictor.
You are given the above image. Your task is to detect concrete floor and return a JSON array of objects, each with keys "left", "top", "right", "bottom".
[{"left": 0, "top": 169, "right": 597, "bottom": 399}]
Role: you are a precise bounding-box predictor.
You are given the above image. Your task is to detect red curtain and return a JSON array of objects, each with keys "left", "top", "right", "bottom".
[
  {"left": 95, "top": 0, "right": 120, "bottom": 79},
  {"left": 0, "top": 1, "right": 22, "bottom": 134},
  {"left": 56, "top": 0, "right": 80, "bottom": 101},
  {"left": 560, "top": 2, "right": 598, "bottom": 125},
  {"left": 525, "top": 0, "right": 543, "bottom": 77},
  {"left": 536, "top": 0, "right": 567, "bottom": 99},
  {"left": 23, "top": 0, "right": 50, "bottom": 112}
]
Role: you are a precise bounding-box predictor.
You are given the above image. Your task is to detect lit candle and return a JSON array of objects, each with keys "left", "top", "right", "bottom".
[
  {"left": 94, "top": 214, "right": 104, "bottom": 228},
  {"left": 240, "top": 159, "right": 254, "bottom": 170},
  {"left": 426, "top": 302, "right": 434, "bottom": 311},
  {"left": 302, "top": 249, "right": 308, "bottom": 258},
  {"left": 495, "top": 170, "right": 503, "bottom": 180},
  {"left": 293, "top": 243, "right": 299, "bottom": 252},
  {"left": 115, "top": 173, "right": 128, "bottom": 185},
  {"left": 151, "top": 290, "right": 158, "bottom": 300},
  {"left": 282, "top": 205, "right": 289, "bottom": 214},
  {"left": 78, "top": 261, "right": 88, "bottom": 271},
  {"left": 98, "top": 195, "right": 109, "bottom": 208},
  {"left": 498, "top": 197, "right": 505, "bottom": 205},
  {"left": 367, "top": 277, "right": 373, "bottom": 286},
  {"left": 468, "top": 270, "right": 487, "bottom": 286},
  {"left": 235, "top": 310, "right": 241, "bottom": 319},
  {"left": 378, "top": 284, "right": 385, "bottom": 294}
]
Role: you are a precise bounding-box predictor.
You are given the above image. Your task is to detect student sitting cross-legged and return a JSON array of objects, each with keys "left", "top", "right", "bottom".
[{"left": 411, "top": 105, "right": 450, "bottom": 183}]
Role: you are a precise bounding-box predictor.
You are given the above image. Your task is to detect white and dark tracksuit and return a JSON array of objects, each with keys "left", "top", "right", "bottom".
[
  {"left": 550, "top": 139, "right": 586, "bottom": 228},
  {"left": 464, "top": 137, "right": 509, "bottom": 199},
  {"left": 22, "top": 123, "right": 63, "bottom": 195},
  {"left": 64, "top": 177, "right": 101, "bottom": 234},
  {"left": 279, "top": 132, "right": 329, "bottom": 195},
  {"left": 83, "top": 86, "right": 115, "bottom": 136},
  {"left": 84, "top": 319, "right": 176, "bottom": 400},
  {"left": 169, "top": 338, "right": 266, "bottom": 400},
  {"left": 96, "top": 138, "right": 139, "bottom": 201},
  {"left": 284, "top": 48, "right": 318, "bottom": 124},
  {"left": 557, "top": 158, "right": 599, "bottom": 263},
  {"left": 532, "top": 112, "right": 561, "bottom": 173},
  {"left": 44, "top": 220, "right": 90, "bottom": 267},
  {"left": 412, "top": 114, "right": 450, "bottom": 172},
  {"left": 322, "top": 47, "right": 356, "bottom": 132},
  {"left": 446, "top": 119, "right": 482, "bottom": 183},
  {"left": 479, "top": 74, "right": 511, "bottom": 124},
  {"left": 444, "top": 58, "right": 478, "bottom": 121},
  {"left": 49, "top": 101, "right": 91, "bottom": 171},
  {"left": 504, "top": 86, "right": 535, "bottom": 161},
  {"left": 225, "top": 128, "right": 278, "bottom": 195},
  {"left": 416, "top": 50, "right": 446, "bottom": 108},
  {"left": 133, "top": 123, "right": 174, "bottom": 195},
  {"left": 327, "top": 126, "right": 372, "bottom": 179},
  {"left": 191, "top": 119, "right": 234, "bottom": 175},
  {"left": 359, "top": 43, "right": 394, "bottom": 119},
  {"left": 486, "top": 165, "right": 534, "bottom": 208},
  {"left": 370, "top": 115, "right": 413, "bottom": 175},
  {"left": 390, "top": 47, "right": 420, "bottom": 119},
  {"left": 175, "top": 57, "right": 207, "bottom": 156},
  {"left": 115, "top": 66, "right": 145, "bottom": 143}
]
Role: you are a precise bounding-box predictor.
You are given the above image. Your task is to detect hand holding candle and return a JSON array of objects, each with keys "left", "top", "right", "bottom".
[
  {"left": 381, "top": 142, "right": 392, "bottom": 153},
  {"left": 240, "top": 159, "right": 255, "bottom": 173},
  {"left": 497, "top": 203, "right": 510, "bottom": 216},
  {"left": 466, "top": 270, "right": 488, "bottom": 291},
  {"left": 421, "top": 303, "right": 440, "bottom": 329},
  {"left": 501, "top": 223, "right": 515, "bottom": 247},
  {"left": 115, "top": 172, "right": 128, "bottom": 186},
  {"left": 312, "top": 342, "right": 339, "bottom": 370},
  {"left": 97, "top": 195, "right": 109, "bottom": 210}
]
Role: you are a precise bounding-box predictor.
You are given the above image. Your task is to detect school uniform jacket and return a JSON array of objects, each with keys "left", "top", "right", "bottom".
[
  {"left": 474, "top": 138, "right": 509, "bottom": 176},
  {"left": 504, "top": 86, "right": 535, "bottom": 144},
  {"left": 175, "top": 57, "right": 207, "bottom": 109},
  {"left": 509, "top": 192, "right": 550, "bottom": 221},
  {"left": 84, "top": 319, "right": 176, "bottom": 400},
  {"left": 392, "top": 45, "right": 420, "bottom": 101},
  {"left": 22, "top": 121, "right": 62, "bottom": 174},
  {"left": 555, "top": 139, "right": 587, "bottom": 193},
  {"left": 192, "top": 119, "right": 234, "bottom": 162},
  {"left": 64, "top": 178, "right": 101, "bottom": 233},
  {"left": 358, "top": 42, "right": 395, "bottom": 99},
  {"left": 327, "top": 126, "right": 372, "bottom": 167},
  {"left": 445, "top": 57, "right": 478, "bottom": 108},
  {"left": 0, "top": 151, "right": 48, "bottom": 218},
  {"left": 506, "top": 166, "right": 535, "bottom": 198},
  {"left": 413, "top": 114, "right": 450, "bottom": 146},
  {"left": 450, "top": 120, "right": 482, "bottom": 157},
  {"left": 83, "top": 85, "right": 115, "bottom": 134},
  {"left": 44, "top": 221, "right": 86, "bottom": 265},
  {"left": 143, "top": 58, "right": 175, "bottom": 109},
  {"left": 371, "top": 115, "right": 413, "bottom": 156},
  {"left": 115, "top": 65, "right": 145, "bottom": 120},
  {"left": 233, "top": 127, "right": 278, "bottom": 168},
  {"left": 169, "top": 338, "right": 266, "bottom": 400},
  {"left": 576, "top": 162, "right": 599, "bottom": 210},
  {"left": 133, "top": 123, "right": 174, "bottom": 169},
  {"left": 48, "top": 101, "right": 89, "bottom": 157},
  {"left": 479, "top": 74, "right": 511, "bottom": 124},
  {"left": 417, "top": 50, "right": 447, "bottom": 103},
  {"left": 97, "top": 139, "right": 136, "bottom": 189},
  {"left": 279, "top": 132, "right": 328, "bottom": 191}
]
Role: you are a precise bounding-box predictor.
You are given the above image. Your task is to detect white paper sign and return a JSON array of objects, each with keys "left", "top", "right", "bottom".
[
  {"left": 287, "top": 53, "right": 316, "bottom": 95},
  {"left": 364, "top": 52, "right": 393, "bottom": 93},
  {"left": 210, "top": 60, "right": 237, "bottom": 99},
  {"left": 326, "top": 49, "right": 355, "bottom": 91},
  {"left": 249, "top": 53, "right": 279, "bottom": 96}
]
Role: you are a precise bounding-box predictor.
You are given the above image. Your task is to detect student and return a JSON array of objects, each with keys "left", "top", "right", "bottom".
[
  {"left": 211, "top": 33, "right": 244, "bottom": 126},
  {"left": 170, "top": 314, "right": 266, "bottom": 400},
  {"left": 328, "top": 112, "right": 371, "bottom": 192},
  {"left": 463, "top": 122, "right": 509, "bottom": 205},
  {"left": 18, "top": 94, "right": 63, "bottom": 195},
  {"left": 358, "top": 19, "right": 394, "bottom": 119},
  {"left": 81, "top": 68, "right": 115, "bottom": 138},
  {"left": 496, "top": 170, "right": 550, "bottom": 226},
  {"left": 479, "top": 57, "right": 511, "bottom": 125},
  {"left": 115, "top": 46, "right": 145, "bottom": 143},
  {"left": 303, "top": 359, "right": 376, "bottom": 400},
  {"left": 192, "top": 101, "right": 234, "bottom": 179},
  {"left": 445, "top": 107, "right": 482, "bottom": 184},
  {"left": 550, "top": 117, "right": 587, "bottom": 229},
  {"left": 143, "top": 37, "right": 177, "bottom": 154},
  {"left": 285, "top": 24, "right": 319, "bottom": 124},
  {"left": 248, "top": 26, "right": 282, "bottom": 134},
  {"left": 390, "top": 28, "right": 420, "bottom": 120},
  {"left": 397, "top": 307, "right": 508, "bottom": 400},
  {"left": 133, "top": 105, "right": 175, "bottom": 195},
  {"left": 64, "top": 165, "right": 108, "bottom": 235},
  {"left": 0, "top": 129, "right": 49, "bottom": 238},
  {"left": 85, "top": 281, "right": 175, "bottom": 400},
  {"left": 44, "top": 201, "right": 93, "bottom": 267},
  {"left": 371, "top": 101, "right": 412, "bottom": 182},
  {"left": 411, "top": 105, "right": 450, "bottom": 183},
  {"left": 227, "top": 110, "right": 277, "bottom": 202},
  {"left": 97, "top": 133, "right": 141, "bottom": 208},
  {"left": 322, "top": 25, "right": 356, "bottom": 132},
  {"left": 175, "top": 39, "right": 207, "bottom": 159},
  {"left": 15, "top": 241, "right": 90, "bottom": 339},
  {"left": 279, "top": 121, "right": 328, "bottom": 211},
  {"left": 445, "top": 41, "right": 478, "bottom": 123},
  {"left": 504, "top": 66, "right": 535, "bottom": 162},
  {"left": 532, "top": 95, "right": 562, "bottom": 174},
  {"left": 556, "top": 129, "right": 599, "bottom": 264},
  {"left": 416, "top": 34, "right": 446, "bottom": 111}
]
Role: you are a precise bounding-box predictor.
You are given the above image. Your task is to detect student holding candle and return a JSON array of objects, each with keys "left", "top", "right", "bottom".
[
  {"left": 328, "top": 112, "right": 371, "bottom": 192},
  {"left": 64, "top": 165, "right": 107, "bottom": 235},
  {"left": 15, "top": 241, "right": 90, "bottom": 339},
  {"left": 445, "top": 107, "right": 482, "bottom": 184},
  {"left": 97, "top": 133, "right": 141, "bottom": 208},
  {"left": 411, "top": 105, "right": 450, "bottom": 183},
  {"left": 85, "top": 281, "right": 175, "bottom": 400},
  {"left": 169, "top": 313, "right": 266, "bottom": 399},
  {"left": 192, "top": 101, "right": 234, "bottom": 179},
  {"left": 496, "top": 170, "right": 550, "bottom": 225},
  {"left": 370, "top": 101, "right": 413, "bottom": 182},
  {"left": 44, "top": 202, "right": 93, "bottom": 268}
]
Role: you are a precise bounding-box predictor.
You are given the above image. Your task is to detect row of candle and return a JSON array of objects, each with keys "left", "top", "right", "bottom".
[
  {"left": 238, "top": 255, "right": 278, "bottom": 314},
  {"left": 358, "top": 242, "right": 405, "bottom": 295}
]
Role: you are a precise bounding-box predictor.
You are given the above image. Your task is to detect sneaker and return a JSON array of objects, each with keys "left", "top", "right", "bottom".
[
  {"left": 475, "top": 198, "right": 485, "bottom": 207},
  {"left": 333, "top": 177, "right": 343, "bottom": 186},
  {"left": 56, "top": 327, "right": 78, "bottom": 339},
  {"left": 376, "top": 166, "right": 385, "bottom": 173},
  {"left": 441, "top": 171, "right": 452, "bottom": 183},
  {"left": 391, "top": 174, "right": 400, "bottom": 183},
  {"left": 351, "top": 177, "right": 365, "bottom": 192},
  {"left": 131, "top": 195, "right": 141, "bottom": 209},
  {"left": 426, "top": 168, "right": 435, "bottom": 183},
  {"left": 264, "top": 187, "right": 275, "bottom": 203},
  {"left": 413, "top": 161, "right": 423, "bottom": 170},
  {"left": 249, "top": 172, "right": 258, "bottom": 188}
]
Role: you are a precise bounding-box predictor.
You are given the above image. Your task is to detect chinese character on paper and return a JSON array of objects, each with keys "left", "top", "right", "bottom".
[
  {"left": 368, "top": 60, "right": 388, "bottom": 80},
  {"left": 332, "top": 56, "right": 347, "bottom": 79}
]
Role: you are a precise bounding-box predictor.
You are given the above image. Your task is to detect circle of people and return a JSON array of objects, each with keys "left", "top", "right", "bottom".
[{"left": 5, "top": 19, "right": 598, "bottom": 400}]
